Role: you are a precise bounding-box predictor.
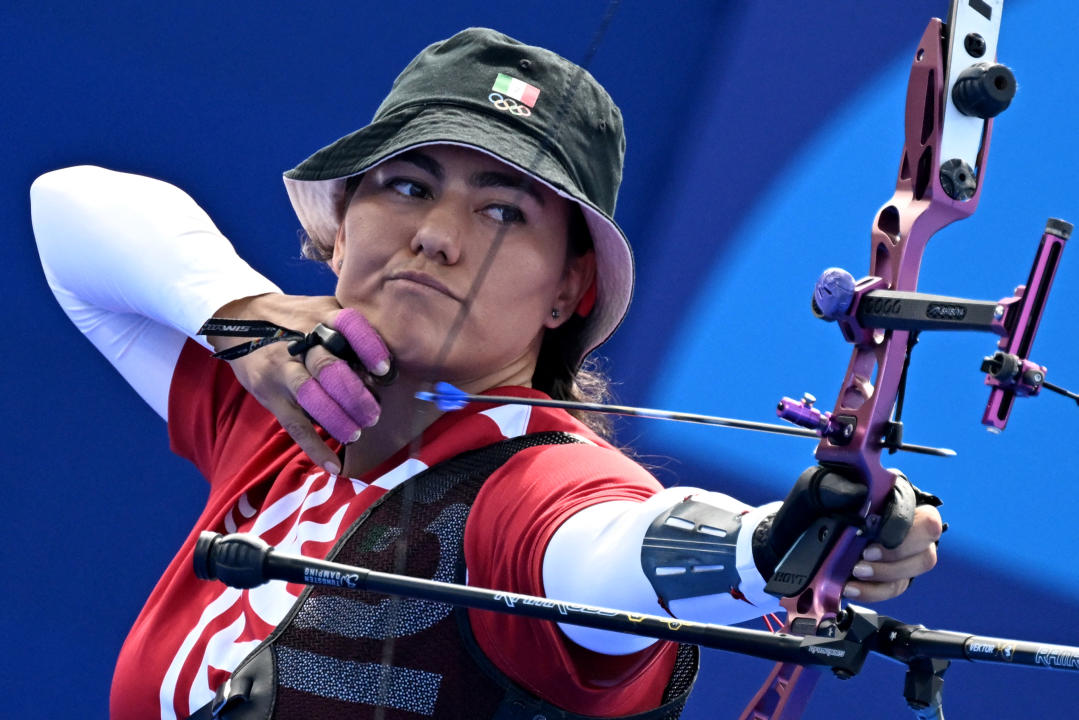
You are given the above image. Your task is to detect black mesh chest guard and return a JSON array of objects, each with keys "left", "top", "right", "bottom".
[{"left": 189, "top": 432, "right": 698, "bottom": 720}]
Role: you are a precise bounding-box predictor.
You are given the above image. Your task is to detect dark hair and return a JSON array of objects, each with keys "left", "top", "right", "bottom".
[
  {"left": 531, "top": 203, "right": 614, "bottom": 439},
  {"left": 303, "top": 176, "right": 616, "bottom": 441}
]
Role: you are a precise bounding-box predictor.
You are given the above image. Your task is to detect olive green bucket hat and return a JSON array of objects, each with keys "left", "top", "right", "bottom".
[{"left": 283, "top": 27, "right": 632, "bottom": 362}]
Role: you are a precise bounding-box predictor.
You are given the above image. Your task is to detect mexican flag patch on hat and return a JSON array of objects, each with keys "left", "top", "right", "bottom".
[{"left": 492, "top": 73, "right": 540, "bottom": 108}]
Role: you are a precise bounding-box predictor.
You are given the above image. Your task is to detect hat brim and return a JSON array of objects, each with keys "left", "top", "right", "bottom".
[{"left": 283, "top": 105, "right": 633, "bottom": 361}]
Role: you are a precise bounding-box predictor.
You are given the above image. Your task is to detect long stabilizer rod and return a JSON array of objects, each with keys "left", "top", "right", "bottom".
[{"left": 194, "top": 531, "right": 1079, "bottom": 676}]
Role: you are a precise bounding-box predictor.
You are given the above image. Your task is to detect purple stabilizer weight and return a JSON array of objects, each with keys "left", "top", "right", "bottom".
[
  {"left": 812, "top": 268, "right": 856, "bottom": 320},
  {"left": 833, "top": 275, "right": 888, "bottom": 347},
  {"left": 982, "top": 218, "right": 1071, "bottom": 432},
  {"left": 812, "top": 268, "right": 891, "bottom": 347}
]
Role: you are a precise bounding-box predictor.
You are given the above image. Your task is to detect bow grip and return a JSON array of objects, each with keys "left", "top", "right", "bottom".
[{"left": 982, "top": 218, "right": 1071, "bottom": 431}]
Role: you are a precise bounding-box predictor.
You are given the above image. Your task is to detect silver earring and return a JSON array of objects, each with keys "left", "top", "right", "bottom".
[{"left": 551, "top": 308, "right": 561, "bottom": 319}]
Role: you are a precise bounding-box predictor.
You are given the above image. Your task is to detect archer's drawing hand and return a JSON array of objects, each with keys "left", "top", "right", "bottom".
[{"left": 205, "top": 293, "right": 392, "bottom": 474}]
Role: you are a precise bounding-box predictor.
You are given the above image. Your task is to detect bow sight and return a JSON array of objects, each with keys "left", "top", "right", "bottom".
[{"left": 786, "top": 216, "right": 1074, "bottom": 440}]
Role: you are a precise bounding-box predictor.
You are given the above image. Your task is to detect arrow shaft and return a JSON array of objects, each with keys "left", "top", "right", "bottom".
[{"left": 417, "top": 390, "right": 955, "bottom": 456}]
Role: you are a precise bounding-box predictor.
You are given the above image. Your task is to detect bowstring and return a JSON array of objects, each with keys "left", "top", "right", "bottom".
[{"left": 373, "top": 4, "right": 624, "bottom": 714}]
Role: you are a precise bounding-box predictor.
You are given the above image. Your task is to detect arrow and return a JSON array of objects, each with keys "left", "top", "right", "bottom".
[{"left": 415, "top": 382, "right": 955, "bottom": 457}]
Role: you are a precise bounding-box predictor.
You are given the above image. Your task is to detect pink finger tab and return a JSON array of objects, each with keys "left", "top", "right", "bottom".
[
  {"left": 296, "top": 377, "right": 361, "bottom": 444},
  {"left": 334, "top": 308, "right": 392, "bottom": 375},
  {"left": 319, "top": 360, "right": 381, "bottom": 427}
]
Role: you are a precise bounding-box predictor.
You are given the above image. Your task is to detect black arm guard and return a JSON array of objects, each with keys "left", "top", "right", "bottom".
[{"left": 641, "top": 499, "right": 744, "bottom": 604}]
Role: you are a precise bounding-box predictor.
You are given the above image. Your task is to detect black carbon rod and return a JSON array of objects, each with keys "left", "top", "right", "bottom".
[
  {"left": 193, "top": 532, "right": 1079, "bottom": 676},
  {"left": 882, "top": 621, "right": 1079, "bottom": 673},
  {"left": 194, "top": 532, "right": 838, "bottom": 666}
]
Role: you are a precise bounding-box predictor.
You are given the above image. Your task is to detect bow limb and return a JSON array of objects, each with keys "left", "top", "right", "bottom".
[
  {"left": 800, "top": 12, "right": 989, "bottom": 614},
  {"left": 806, "top": 6, "right": 996, "bottom": 621},
  {"left": 743, "top": 5, "right": 1006, "bottom": 718}
]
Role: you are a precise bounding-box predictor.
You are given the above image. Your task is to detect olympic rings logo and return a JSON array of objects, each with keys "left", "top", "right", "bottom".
[{"left": 488, "top": 92, "right": 532, "bottom": 117}]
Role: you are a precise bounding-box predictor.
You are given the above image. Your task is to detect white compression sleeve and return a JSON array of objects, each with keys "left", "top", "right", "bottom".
[
  {"left": 543, "top": 489, "right": 783, "bottom": 655},
  {"left": 31, "top": 166, "right": 282, "bottom": 420}
]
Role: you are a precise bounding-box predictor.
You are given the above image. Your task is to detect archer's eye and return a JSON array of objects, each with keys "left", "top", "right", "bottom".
[
  {"left": 387, "top": 178, "right": 431, "bottom": 199},
  {"left": 481, "top": 204, "right": 526, "bottom": 224}
]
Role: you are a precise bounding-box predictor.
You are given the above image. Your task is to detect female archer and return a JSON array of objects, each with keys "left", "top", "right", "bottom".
[{"left": 31, "top": 28, "right": 941, "bottom": 720}]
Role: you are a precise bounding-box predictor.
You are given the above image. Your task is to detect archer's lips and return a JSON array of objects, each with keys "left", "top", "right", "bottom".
[{"left": 387, "top": 270, "right": 461, "bottom": 301}]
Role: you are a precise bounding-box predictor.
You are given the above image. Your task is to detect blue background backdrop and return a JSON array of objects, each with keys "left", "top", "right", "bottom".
[{"left": 4, "top": 1, "right": 1076, "bottom": 717}]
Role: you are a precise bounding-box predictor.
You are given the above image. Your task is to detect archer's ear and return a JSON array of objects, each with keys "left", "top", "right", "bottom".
[
  {"left": 330, "top": 223, "right": 346, "bottom": 277},
  {"left": 546, "top": 250, "right": 596, "bottom": 329}
]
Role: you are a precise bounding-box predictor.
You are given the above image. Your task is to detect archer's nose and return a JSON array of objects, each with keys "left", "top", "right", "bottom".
[{"left": 410, "top": 201, "right": 463, "bottom": 264}]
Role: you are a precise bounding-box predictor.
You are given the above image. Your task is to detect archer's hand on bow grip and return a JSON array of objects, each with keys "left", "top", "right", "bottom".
[
  {"left": 751, "top": 466, "right": 868, "bottom": 582},
  {"left": 752, "top": 467, "right": 942, "bottom": 602},
  {"left": 844, "top": 474, "right": 943, "bottom": 602}
]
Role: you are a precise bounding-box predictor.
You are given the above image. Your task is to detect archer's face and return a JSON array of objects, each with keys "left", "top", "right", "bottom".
[{"left": 332, "top": 144, "right": 592, "bottom": 390}]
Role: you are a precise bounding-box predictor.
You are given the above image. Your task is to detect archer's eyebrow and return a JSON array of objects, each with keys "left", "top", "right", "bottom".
[
  {"left": 390, "top": 150, "right": 444, "bottom": 180},
  {"left": 470, "top": 171, "right": 545, "bottom": 206},
  {"left": 387, "top": 150, "right": 544, "bottom": 206}
]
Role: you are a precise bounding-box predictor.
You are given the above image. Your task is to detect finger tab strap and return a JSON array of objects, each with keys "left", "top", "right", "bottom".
[
  {"left": 286, "top": 323, "right": 356, "bottom": 362},
  {"left": 198, "top": 318, "right": 304, "bottom": 361}
]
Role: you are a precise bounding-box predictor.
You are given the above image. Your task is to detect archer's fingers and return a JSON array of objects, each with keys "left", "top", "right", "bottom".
[
  {"left": 843, "top": 577, "right": 911, "bottom": 603},
  {"left": 334, "top": 308, "right": 392, "bottom": 377},
  {"left": 864, "top": 505, "right": 944, "bottom": 563},
  {"left": 296, "top": 377, "right": 362, "bottom": 445},
  {"left": 301, "top": 346, "right": 381, "bottom": 428},
  {"left": 317, "top": 359, "right": 381, "bottom": 427},
  {"left": 267, "top": 397, "right": 342, "bottom": 475},
  {"left": 850, "top": 542, "right": 938, "bottom": 585}
]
